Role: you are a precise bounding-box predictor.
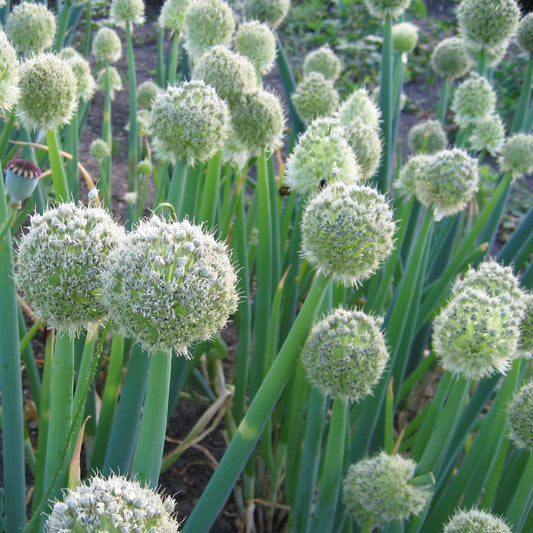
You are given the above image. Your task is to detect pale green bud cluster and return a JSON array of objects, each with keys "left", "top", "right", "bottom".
[
  {"left": 303, "top": 45, "right": 342, "bottom": 81},
  {"left": 517, "top": 293, "right": 533, "bottom": 358},
  {"left": 60, "top": 48, "right": 96, "bottom": 103},
  {"left": 97, "top": 66, "right": 123, "bottom": 99},
  {"left": 343, "top": 452, "right": 431, "bottom": 528},
  {"left": 193, "top": 45, "right": 257, "bottom": 105},
  {"left": 137, "top": 80, "right": 162, "bottom": 110},
  {"left": 431, "top": 37, "right": 471, "bottom": 79},
  {"left": 432, "top": 261, "right": 526, "bottom": 379},
  {"left": 7, "top": 2, "right": 56, "bottom": 55},
  {"left": 90, "top": 139, "right": 111, "bottom": 160},
  {"left": 230, "top": 88, "right": 284, "bottom": 153},
  {"left": 395, "top": 154, "right": 432, "bottom": 200},
  {"left": 392, "top": 22, "right": 418, "bottom": 53},
  {"left": 507, "top": 381, "right": 533, "bottom": 450},
  {"left": 159, "top": 0, "right": 191, "bottom": 34},
  {"left": 363, "top": 0, "right": 412, "bottom": 19},
  {"left": 468, "top": 114, "right": 505, "bottom": 155},
  {"left": 46, "top": 474, "right": 180, "bottom": 532},
  {"left": 92, "top": 28, "right": 122, "bottom": 63},
  {"left": 137, "top": 158, "right": 153, "bottom": 175},
  {"left": 338, "top": 88, "right": 381, "bottom": 131},
  {"left": 301, "top": 308, "right": 388, "bottom": 401},
  {"left": 499, "top": 133, "right": 533, "bottom": 179},
  {"left": 244, "top": 0, "right": 290, "bottom": 29},
  {"left": 292, "top": 72, "right": 339, "bottom": 124},
  {"left": 285, "top": 118, "right": 362, "bottom": 195},
  {"left": 111, "top": 0, "right": 146, "bottom": 27},
  {"left": 184, "top": 0, "right": 235, "bottom": 60},
  {"left": 234, "top": 21, "right": 277, "bottom": 74},
  {"left": 414, "top": 148, "right": 479, "bottom": 220},
  {"left": 343, "top": 117, "right": 383, "bottom": 179},
  {"left": 452, "top": 73, "right": 496, "bottom": 128},
  {"left": 443, "top": 509, "right": 511, "bottom": 533},
  {"left": 0, "top": 30, "right": 20, "bottom": 113},
  {"left": 17, "top": 53, "right": 78, "bottom": 132},
  {"left": 102, "top": 216, "right": 238, "bottom": 355},
  {"left": 150, "top": 80, "right": 229, "bottom": 164},
  {"left": 16, "top": 203, "right": 125, "bottom": 335},
  {"left": 301, "top": 182, "right": 395, "bottom": 286},
  {"left": 408, "top": 120, "right": 447, "bottom": 154},
  {"left": 135, "top": 109, "right": 151, "bottom": 136},
  {"left": 517, "top": 13, "right": 533, "bottom": 53},
  {"left": 457, "top": 0, "right": 519, "bottom": 50}
]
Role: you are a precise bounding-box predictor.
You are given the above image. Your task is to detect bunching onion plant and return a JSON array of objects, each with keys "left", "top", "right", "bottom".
[{"left": 2, "top": 0, "right": 533, "bottom": 531}]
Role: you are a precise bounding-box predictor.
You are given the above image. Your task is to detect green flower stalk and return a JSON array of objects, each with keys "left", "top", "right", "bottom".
[
  {"left": 414, "top": 148, "right": 479, "bottom": 220},
  {"left": 102, "top": 216, "right": 238, "bottom": 356},
  {"left": 92, "top": 27, "right": 122, "bottom": 63},
  {"left": 111, "top": 0, "right": 146, "bottom": 27},
  {"left": 499, "top": 133, "right": 533, "bottom": 178},
  {"left": 343, "top": 452, "right": 432, "bottom": 528},
  {"left": 285, "top": 117, "right": 362, "bottom": 195},
  {"left": 338, "top": 87, "right": 381, "bottom": 131},
  {"left": 6, "top": 1, "right": 56, "bottom": 55},
  {"left": 292, "top": 72, "right": 339, "bottom": 124},
  {"left": 15, "top": 203, "right": 125, "bottom": 335},
  {"left": 244, "top": 0, "right": 290, "bottom": 29},
  {"left": 517, "top": 13, "right": 533, "bottom": 53},
  {"left": 392, "top": 22, "right": 418, "bottom": 54},
  {"left": 431, "top": 37, "right": 471, "bottom": 79},
  {"left": 60, "top": 48, "right": 96, "bottom": 103},
  {"left": 193, "top": 45, "right": 257, "bottom": 105},
  {"left": 234, "top": 21, "right": 277, "bottom": 75},
  {"left": 363, "top": 0, "right": 411, "bottom": 18},
  {"left": 303, "top": 45, "right": 342, "bottom": 81},
  {"left": 452, "top": 73, "right": 496, "bottom": 128},
  {"left": 301, "top": 182, "right": 395, "bottom": 287},
  {"left": 443, "top": 509, "right": 512, "bottom": 533},
  {"left": 394, "top": 154, "right": 432, "bottom": 200},
  {"left": 301, "top": 308, "right": 389, "bottom": 401},
  {"left": 343, "top": 117, "right": 383, "bottom": 179},
  {"left": 159, "top": 0, "right": 191, "bottom": 34},
  {"left": 469, "top": 114, "right": 505, "bottom": 155},
  {"left": 137, "top": 80, "right": 162, "bottom": 110},
  {"left": 507, "top": 381, "right": 533, "bottom": 450},
  {"left": 408, "top": 119, "right": 447, "bottom": 154},
  {"left": 150, "top": 80, "right": 229, "bottom": 164},
  {"left": 46, "top": 474, "right": 180, "bottom": 532},
  {"left": 230, "top": 88, "right": 284, "bottom": 153},
  {"left": 184, "top": 0, "right": 235, "bottom": 60},
  {"left": 0, "top": 30, "right": 19, "bottom": 113},
  {"left": 4, "top": 159, "right": 41, "bottom": 209}
]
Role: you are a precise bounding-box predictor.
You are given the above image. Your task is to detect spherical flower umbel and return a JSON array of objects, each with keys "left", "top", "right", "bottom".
[
  {"left": 408, "top": 119, "right": 447, "bottom": 154},
  {"left": 517, "top": 292, "right": 533, "bottom": 358},
  {"left": 452, "top": 73, "right": 496, "bottom": 128},
  {"left": 301, "top": 308, "right": 389, "bottom": 401},
  {"left": 414, "top": 148, "right": 479, "bottom": 220},
  {"left": 234, "top": 21, "right": 277, "bottom": 75},
  {"left": 363, "top": 0, "right": 412, "bottom": 19},
  {"left": 244, "top": 0, "right": 290, "bottom": 29},
  {"left": 285, "top": 118, "right": 362, "bottom": 195},
  {"left": 301, "top": 182, "right": 395, "bottom": 287},
  {"left": 96, "top": 66, "right": 123, "bottom": 99},
  {"left": 431, "top": 37, "right": 471, "bottom": 79},
  {"left": 303, "top": 45, "right": 342, "bottom": 82},
  {"left": 0, "top": 30, "right": 20, "bottom": 113},
  {"left": 469, "top": 114, "right": 505, "bottom": 155},
  {"left": 150, "top": 80, "right": 229, "bottom": 164},
  {"left": 463, "top": 37, "right": 509, "bottom": 69},
  {"left": 16, "top": 203, "right": 125, "bottom": 334},
  {"left": 507, "top": 381, "right": 533, "bottom": 450},
  {"left": 102, "top": 216, "right": 238, "bottom": 355},
  {"left": 443, "top": 509, "right": 512, "bottom": 533},
  {"left": 60, "top": 48, "right": 96, "bottom": 103},
  {"left": 338, "top": 88, "right": 381, "bottom": 131},
  {"left": 499, "top": 133, "right": 533, "bottom": 179},
  {"left": 45, "top": 474, "right": 180, "bottom": 532},
  {"left": 343, "top": 117, "right": 383, "bottom": 179},
  {"left": 193, "top": 45, "right": 257, "bottom": 105},
  {"left": 159, "top": 0, "right": 191, "bottom": 34},
  {"left": 457, "top": 0, "right": 520, "bottom": 50},
  {"left": 17, "top": 53, "right": 78, "bottom": 132},
  {"left": 394, "top": 154, "right": 433, "bottom": 200},
  {"left": 292, "top": 72, "right": 339, "bottom": 124},
  {"left": 517, "top": 13, "right": 533, "bottom": 53},
  {"left": 111, "top": 0, "right": 146, "bottom": 27},
  {"left": 392, "top": 22, "right": 419, "bottom": 54},
  {"left": 7, "top": 2, "right": 56, "bottom": 55},
  {"left": 137, "top": 80, "right": 162, "bottom": 110},
  {"left": 343, "top": 452, "right": 432, "bottom": 528},
  {"left": 90, "top": 139, "right": 111, "bottom": 161},
  {"left": 92, "top": 28, "right": 122, "bottom": 63}
]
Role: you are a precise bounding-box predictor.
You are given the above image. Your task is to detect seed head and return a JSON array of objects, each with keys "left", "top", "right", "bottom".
[
  {"left": 16, "top": 203, "right": 125, "bottom": 335},
  {"left": 159, "top": 0, "right": 191, "bottom": 34},
  {"left": 285, "top": 118, "right": 362, "bottom": 195},
  {"left": 301, "top": 182, "right": 395, "bottom": 287},
  {"left": 302, "top": 308, "right": 388, "bottom": 401},
  {"left": 408, "top": 119, "right": 447, "bottom": 154},
  {"left": 244, "top": 0, "right": 290, "bottom": 29},
  {"left": 137, "top": 80, "right": 162, "bottom": 110},
  {"left": 363, "top": 0, "right": 412, "bottom": 19},
  {"left": 392, "top": 22, "right": 419, "bottom": 53},
  {"left": 343, "top": 117, "right": 383, "bottom": 179},
  {"left": 292, "top": 72, "right": 339, "bottom": 124},
  {"left": 7, "top": 2, "right": 56, "bottom": 55},
  {"left": 443, "top": 509, "right": 511, "bottom": 533},
  {"left": 111, "top": 0, "right": 146, "bottom": 27},
  {"left": 150, "top": 80, "right": 229, "bottom": 164},
  {"left": 431, "top": 37, "right": 471, "bottom": 79},
  {"left": 90, "top": 139, "right": 111, "bottom": 161},
  {"left": 45, "top": 474, "right": 180, "bottom": 532},
  {"left": 517, "top": 13, "right": 533, "bottom": 53},
  {"left": 343, "top": 452, "right": 432, "bottom": 528},
  {"left": 452, "top": 73, "right": 496, "bottom": 128},
  {"left": 468, "top": 114, "right": 505, "bottom": 155},
  {"left": 0, "top": 30, "right": 20, "bottom": 113},
  {"left": 499, "top": 133, "right": 533, "bottom": 179},
  {"left": 394, "top": 154, "right": 433, "bottom": 201},
  {"left": 338, "top": 88, "right": 381, "bottom": 131},
  {"left": 507, "top": 381, "right": 533, "bottom": 450},
  {"left": 60, "top": 48, "right": 96, "bottom": 103},
  {"left": 234, "top": 21, "right": 277, "bottom": 75},
  {"left": 303, "top": 45, "right": 342, "bottom": 82},
  {"left": 102, "top": 216, "right": 238, "bottom": 355},
  {"left": 92, "top": 28, "right": 122, "bottom": 63}
]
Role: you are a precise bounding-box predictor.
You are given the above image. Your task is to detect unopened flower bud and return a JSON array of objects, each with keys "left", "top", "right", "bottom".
[
  {"left": 90, "top": 139, "right": 111, "bottom": 161},
  {"left": 408, "top": 120, "right": 447, "bottom": 154},
  {"left": 235, "top": 21, "right": 277, "bottom": 74},
  {"left": 137, "top": 159, "right": 153, "bottom": 176},
  {"left": 137, "top": 80, "right": 162, "bottom": 110},
  {"left": 92, "top": 28, "right": 122, "bottom": 63},
  {"left": 431, "top": 37, "right": 471, "bottom": 79},
  {"left": 392, "top": 22, "right": 418, "bottom": 53}
]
